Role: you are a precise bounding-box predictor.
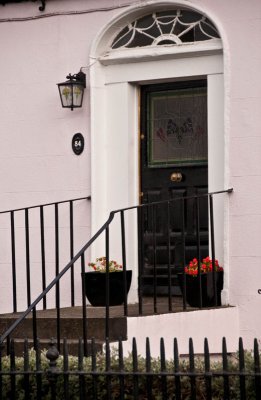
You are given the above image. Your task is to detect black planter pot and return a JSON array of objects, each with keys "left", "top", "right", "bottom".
[
  {"left": 82, "top": 270, "right": 132, "bottom": 307},
  {"left": 178, "top": 271, "right": 224, "bottom": 307}
]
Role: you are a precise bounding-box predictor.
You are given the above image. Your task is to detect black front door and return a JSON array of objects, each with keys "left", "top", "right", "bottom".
[{"left": 140, "top": 80, "right": 208, "bottom": 294}]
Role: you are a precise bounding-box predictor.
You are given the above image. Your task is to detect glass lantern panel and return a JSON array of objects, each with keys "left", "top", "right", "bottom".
[
  {"left": 73, "top": 84, "right": 84, "bottom": 107},
  {"left": 60, "top": 84, "right": 73, "bottom": 108}
]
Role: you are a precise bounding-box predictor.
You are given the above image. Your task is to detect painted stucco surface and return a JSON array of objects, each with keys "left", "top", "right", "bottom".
[{"left": 0, "top": 0, "right": 261, "bottom": 348}]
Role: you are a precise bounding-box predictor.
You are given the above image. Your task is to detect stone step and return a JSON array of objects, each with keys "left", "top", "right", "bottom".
[
  {"left": 0, "top": 317, "right": 126, "bottom": 341},
  {"left": 0, "top": 306, "right": 127, "bottom": 344}
]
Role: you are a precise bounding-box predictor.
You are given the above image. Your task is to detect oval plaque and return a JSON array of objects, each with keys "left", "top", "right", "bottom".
[{"left": 72, "top": 133, "right": 84, "bottom": 155}]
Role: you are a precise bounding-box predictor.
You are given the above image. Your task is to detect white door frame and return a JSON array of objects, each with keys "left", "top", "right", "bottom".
[{"left": 89, "top": 2, "right": 226, "bottom": 303}]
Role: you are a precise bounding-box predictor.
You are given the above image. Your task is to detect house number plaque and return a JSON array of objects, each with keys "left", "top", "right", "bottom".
[{"left": 72, "top": 133, "right": 84, "bottom": 155}]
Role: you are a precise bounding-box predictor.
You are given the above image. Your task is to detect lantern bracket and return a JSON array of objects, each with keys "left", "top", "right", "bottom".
[{"left": 66, "top": 71, "right": 86, "bottom": 88}]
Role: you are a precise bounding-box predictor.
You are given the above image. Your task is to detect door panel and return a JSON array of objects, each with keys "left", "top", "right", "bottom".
[{"left": 140, "top": 80, "right": 208, "bottom": 295}]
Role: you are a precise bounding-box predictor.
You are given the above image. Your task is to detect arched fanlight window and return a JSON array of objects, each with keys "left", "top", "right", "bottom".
[{"left": 111, "top": 10, "right": 220, "bottom": 49}]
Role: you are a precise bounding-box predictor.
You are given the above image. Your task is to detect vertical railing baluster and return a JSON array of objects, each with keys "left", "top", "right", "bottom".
[
  {"left": 63, "top": 338, "right": 69, "bottom": 400},
  {"left": 222, "top": 337, "right": 230, "bottom": 399},
  {"left": 167, "top": 201, "right": 172, "bottom": 311},
  {"left": 160, "top": 338, "right": 167, "bottom": 399},
  {"left": 81, "top": 253, "right": 88, "bottom": 356},
  {"left": 209, "top": 195, "right": 217, "bottom": 305},
  {"left": 239, "top": 337, "right": 246, "bottom": 400},
  {"left": 174, "top": 338, "right": 181, "bottom": 400},
  {"left": 196, "top": 197, "right": 202, "bottom": 308},
  {"left": 152, "top": 205, "right": 157, "bottom": 313},
  {"left": 36, "top": 339, "right": 42, "bottom": 400},
  {"left": 120, "top": 211, "right": 128, "bottom": 316},
  {"left": 25, "top": 208, "right": 31, "bottom": 307},
  {"left": 253, "top": 338, "right": 261, "bottom": 398},
  {"left": 10, "top": 211, "right": 17, "bottom": 313},
  {"left": 105, "top": 227, "right": 110, "bottom": 339},
  {"left": 55, "top": 203, "right": 60, "bottom": 352},
  {"left": 70, "top": 200, "right": 75, "bottom": 307},
  {"left": 40, "top": 206, "right": 47, "bottom": 310},
  {"left": 189, "top": 338, "right": 196, "bottom": 400},
  {"left": 132, "top": 338, "right": 139, "bottom": 400},
  {"left": 204, "top": 338, "right": 212, "bottom": 399},
  {"left": 137, "top": 206, "right": 143, "bottom": 316},
  {"left": 32, "top": 306, "right": 37, "bottom": 351},
  {"left": 181, "top": 198, "right": 187, "bottom": 310},
  {"left": 105, "top": 338, "right": 112, "bottom": 400},
  {"left": 146, "top": 337, "right": 152, "bottom": 400},
  {"left": 24, "top": 339, "right": 30, "bottom": 399},
  {"left": 118, "top": 338, "right": 125, "bottom": 399}
]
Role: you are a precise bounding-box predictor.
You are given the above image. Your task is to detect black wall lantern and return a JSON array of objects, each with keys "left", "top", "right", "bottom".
[{"left": 57, "top": 71, "right": 86, "bottom": 110}]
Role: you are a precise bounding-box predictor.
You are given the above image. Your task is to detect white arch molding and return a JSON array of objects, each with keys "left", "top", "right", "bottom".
[{"left": 90, "top": 1, "right": 227, "bottom": 304}]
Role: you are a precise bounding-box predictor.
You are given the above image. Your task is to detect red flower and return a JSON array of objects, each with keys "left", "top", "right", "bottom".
[{"left": 184, "top": 256, "right": 223, "bottom": 278}]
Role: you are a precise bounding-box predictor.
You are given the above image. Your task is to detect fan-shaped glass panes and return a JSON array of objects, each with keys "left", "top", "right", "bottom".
[{"left": 111, "top": 10, "right": 220, "bottom": 49}]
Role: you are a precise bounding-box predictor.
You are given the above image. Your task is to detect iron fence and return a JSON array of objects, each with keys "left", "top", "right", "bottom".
[{"left": 0, "top": 336, "right": 260, "bottom": 399}]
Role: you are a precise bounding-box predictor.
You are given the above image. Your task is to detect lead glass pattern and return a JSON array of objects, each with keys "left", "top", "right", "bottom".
[
  {"left": 147, "top": 87, "right": 207, "bottom": 167},
  {"left": 111, "top": 10, "right": 220, "bottom": 49}
]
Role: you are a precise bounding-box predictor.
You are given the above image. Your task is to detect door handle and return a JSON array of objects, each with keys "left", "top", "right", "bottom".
[{"left": 170, "top": 172, "right": 182, "bottom": 182}]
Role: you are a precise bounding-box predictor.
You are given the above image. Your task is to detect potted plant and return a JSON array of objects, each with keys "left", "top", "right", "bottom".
[
  {"left": 178, "top": 257, "right": 224, "bottom": 307},
  {"left": 82, "top": 257, "right": 132, "bottom": 307}
]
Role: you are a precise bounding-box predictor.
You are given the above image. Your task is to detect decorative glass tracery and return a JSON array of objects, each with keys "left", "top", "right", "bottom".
[
  {"left": 148, "top": 85, "right": 208, "bottom": 167},
  {"left": 111, "top": 10, "right": 220, "bottom": 49}
]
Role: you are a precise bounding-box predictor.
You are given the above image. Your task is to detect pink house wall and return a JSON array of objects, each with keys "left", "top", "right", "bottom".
[{"left": 0, "top": 0, "right": 260, "bottom": 349}]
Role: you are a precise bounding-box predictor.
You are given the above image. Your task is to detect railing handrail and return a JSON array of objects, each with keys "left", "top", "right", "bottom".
[
  {"left": 112, "top": 188, "right": 233, "bottom": 214},
  {"left": 0, "top": 188, "right": 233, "bottom": 344},
  {"left": 0, "top": 195, "right": 91, "bottom": 215}
]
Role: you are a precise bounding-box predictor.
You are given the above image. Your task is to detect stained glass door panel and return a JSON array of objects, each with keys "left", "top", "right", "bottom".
[{"left": 147, "top": 86, "right": 207, "bottom": 167}]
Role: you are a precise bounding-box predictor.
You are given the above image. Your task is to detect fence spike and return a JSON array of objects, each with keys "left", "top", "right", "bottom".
[
  {"left": 222, "top": 337, "right": 230, "bottom": 399},
  {"left": 160, "top": 338, "right": 167, "bottom": 398},
  {"left": 132, "top": 337, "right": 138, "bottom": 371},
  {"left": 160, "top": 338, "right": 166, "bottom": 370},
  {"left": 146, "top": 337, "right": 151, "bottom": 370},
  {"left": 204, "top": 338, "right": 212, "bottom": 400},
  {"left": 174, "top": 338, "right": 181, "bottom": 400},
  {"left": 132, "top": 338, "right": 139, "bottom": 399},
  {"left": 189, "top": 338, "right": 196, "bottom": 400},
  {"left": 145, "top": 337, "right": 152, "bottom": 399},
  {"left": 118, "top": 337, "right": 124, "bottom": 370},
  {"left": 174, "top": 338, "right": 179, "bottom": 370},
  {"left": 204, "top": 338, "right": 210, "bottom": 371},
  {"left": 238, "top": 337, "right": 246, "bottom": 399},
  {"left": 189, "top": 338, "right": 194, "bottom": 371},
  {"left": 91, "top": 338, "right": 96, "bottom": 370},
  {"left": 254, "top": 338, "right": 261, "bottom": 398}
]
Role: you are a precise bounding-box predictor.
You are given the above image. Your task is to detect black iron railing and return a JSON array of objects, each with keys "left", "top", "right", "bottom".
[
  {"left": 0, "top": 336, "right": 260, "bottom": 399},
  {"left": 0, "top": 189, "right": 233, "bottom": 354},
  {"left": 0, "top": 196, "right": 90, "bottom": 313}
]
